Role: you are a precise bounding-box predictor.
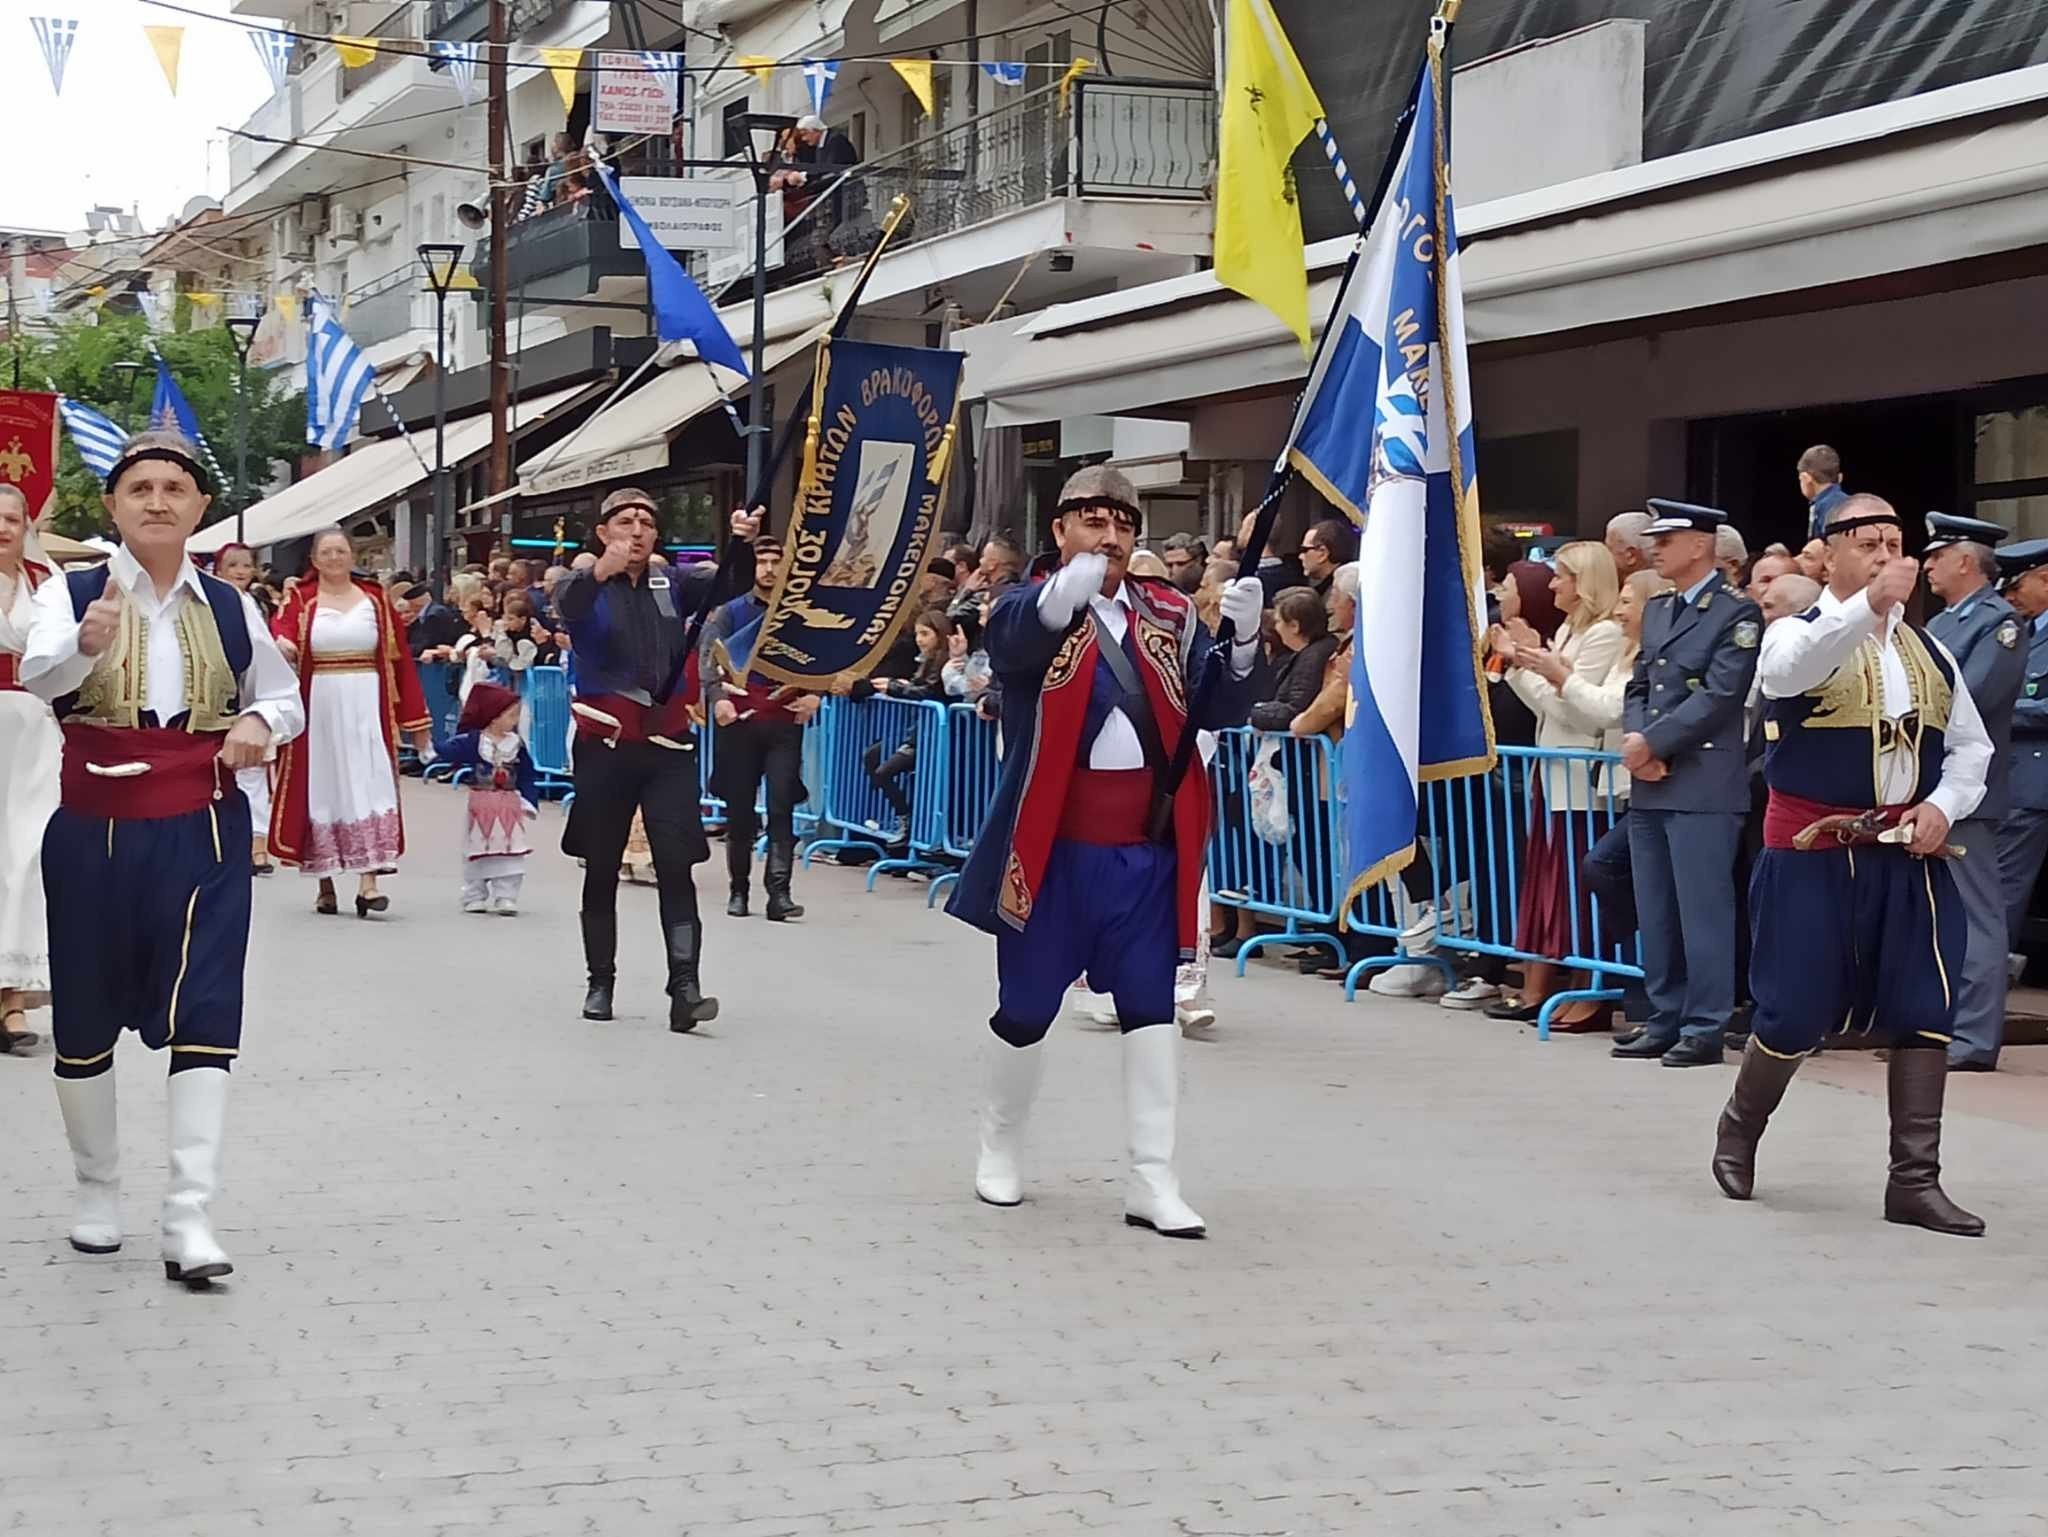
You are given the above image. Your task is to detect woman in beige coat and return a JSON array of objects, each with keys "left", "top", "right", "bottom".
[{"left": 1486, "top": 541, "right": 1624, "bottom": 1022}]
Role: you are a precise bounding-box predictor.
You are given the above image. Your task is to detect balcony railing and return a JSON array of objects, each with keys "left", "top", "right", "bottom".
[
  {"left": 760, "top": 76, "right": 1214, "bottom": 293},
  {"left": 466, "top": 197, "right": 645, "bottom": 298}
]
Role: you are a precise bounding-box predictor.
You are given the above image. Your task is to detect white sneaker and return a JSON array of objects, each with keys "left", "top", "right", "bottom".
[
  {"left": 1439, "top": 977, "right": 1501, "bottom": 1010},
  {"left": 1176, "top": 1001, "right": 1217, "bottom": 1036},
  {"left": 462, "top": 898, "right": 488, "bottom": 914},
  {"left": 1368, "top": 963, "right": 1447, "bottom": 998},
  {"left": 1397, "top": 906, "right": 1440, "bottom": 952},
  {"left": 492, "top": 897, "right": 519, "bottom": 916}
]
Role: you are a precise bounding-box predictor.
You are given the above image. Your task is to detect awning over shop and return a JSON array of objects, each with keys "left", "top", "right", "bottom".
[
  {"left": 189, "top": 381, "right": 601, "bottom": 555},
  {"left": 513, "top": 322, "right": 831, "bottom": 497},
  {"left": 970, "top": 63, "right": 2048, "bottom": 427}
]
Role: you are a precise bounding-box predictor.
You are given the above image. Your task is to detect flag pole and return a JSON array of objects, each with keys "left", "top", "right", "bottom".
[{"left": 1146, "top": 26, "right": 1438, "bottom": 835}]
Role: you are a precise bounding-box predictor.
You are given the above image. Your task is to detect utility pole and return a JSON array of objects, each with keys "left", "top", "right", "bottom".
[
  {"left": 486, "top": 0, "right": 512, "bottom": 499},
  {"left": 5, "top": 236, "right": 23, "bottom": 387}
]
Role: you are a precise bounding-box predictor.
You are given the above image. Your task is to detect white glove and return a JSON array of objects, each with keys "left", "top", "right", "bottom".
[
  {"left": 1219, "top": 576, "right": 1264, "bottom": 636},
  {"left": 1036, "top": 550, "right": 1110, "bottom": 630}
]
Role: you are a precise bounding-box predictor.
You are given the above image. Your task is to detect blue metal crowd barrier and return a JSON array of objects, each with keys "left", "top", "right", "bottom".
[
  {"left": 1206, "top": 729, "right": 1355, "bottom": 973},
  {"left": 801, "top": 696, "right": 953, "bottom": 883},
  {"left": 414, "top": 661, "right": 465, "bottom": 781},
  {"left": 522, "top": 666, "right": 575, "bottom": 800},
  {"left": 926, "top": 702, "right": 1001, "bottom": 908},
  {"left": 1399, "top": 745, "right": 1641, "bottom": 1039}
]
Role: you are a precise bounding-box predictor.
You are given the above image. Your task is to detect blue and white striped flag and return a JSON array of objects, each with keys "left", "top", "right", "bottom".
[
  {"left": 429, "top": 39, "right": 479, "bottom": 105},
  {"left": 980, "top": 61, "right": 1027, "bottom": 87},
  {"left": 1285, "top": 44, "right": 1491, "bottom": 896},
  {"left": 250, "top": 26, "right": 294, "bottom": 91},
  {"left": 31, "top": 16, "right": 80, "bottom": 96},
  {"left": 801, "top": 58, "right": 838, "bottom": 115},
  {"left": 57, "top": 397, "right": 125, "bottom": 481},
  {"left": 306, "top": 297, "right": 375, "bottom": 451}
]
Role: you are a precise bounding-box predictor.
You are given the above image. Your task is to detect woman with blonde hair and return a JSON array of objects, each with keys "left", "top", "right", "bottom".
[
  {"left": 1486, "top": 539, "right": 1625, "bottom": 1023},
  {"left": 1513, "top": 567, "right": 1666, "bottom": 1028}
]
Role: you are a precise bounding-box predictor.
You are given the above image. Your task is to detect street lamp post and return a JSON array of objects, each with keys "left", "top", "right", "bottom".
[
  {"left": 224, "top": 313, "right": 260, "bottom": 546},
  {"left": 109, "top": 360, "right": 143, "bottom": 430},
  {"left": 738, "top": 113, "right": 796, "bottom": 502},
  {"left": 418, "top": 243, "right": 465, "bottom": 584}
]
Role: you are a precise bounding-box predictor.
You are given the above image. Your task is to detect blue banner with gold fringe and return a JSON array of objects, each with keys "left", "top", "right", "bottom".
[{"left": 747, "top": 337, "right": 966, "bottom": 687}]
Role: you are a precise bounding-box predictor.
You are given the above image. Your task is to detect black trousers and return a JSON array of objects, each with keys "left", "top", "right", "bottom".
[
  {"left": 718, "top": 719, "right": 806, "bottom": 881},
  {"left": 564, "top": 736, "right": 708, "bottom": 936},
  {"left": 864, "top": 740, "right": 915, "bottom": 823}
]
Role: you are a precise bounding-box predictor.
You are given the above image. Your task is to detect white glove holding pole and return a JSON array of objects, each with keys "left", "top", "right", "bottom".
[
  {"left": 1220, "top": 576, "right": 1264, "bottom": 677},
  {"left": 1037, "top": 550, "right": 1110, "bottom": 630}
]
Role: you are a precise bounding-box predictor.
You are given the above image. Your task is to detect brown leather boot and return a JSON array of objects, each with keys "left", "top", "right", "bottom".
[
  {"left": 1711, "top": 1038, "right": 1803, "bottom": 1200},
  {"left": 1883, "top": 1049, "right": 1985, "bottom": 1236}
]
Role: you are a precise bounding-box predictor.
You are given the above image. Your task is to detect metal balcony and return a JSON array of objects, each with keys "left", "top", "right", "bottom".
[
  {"left": 763, "top": 76, "right": 1215, "bottom": 292},
  {"left": 466, "top": 199, "right": 645, "bottom": 301},
  {"left": 342, "top": 272, "right": 422, "bottom": 346},
  {"left": 428, "top": 0, "right": 571, "bottom": 42}
]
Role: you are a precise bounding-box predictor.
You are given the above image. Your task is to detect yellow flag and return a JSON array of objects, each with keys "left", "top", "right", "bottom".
[
  {"left": 539, "top": 47, "right": 583, "bottom": 114},
  {"left": 736, "top": 54, "right": 778, "bottom": 88},
  {"left": 891, "top": 59, "right": 934, "bottom": 119},
  {"left": 331, "top": 36, "right": 378, "bottom": 69},
  {"left": 143, "top": 25, "right": 183, "bottom": 94},
  {"left": 1214, "top": 0, "right": 1325, "bottom": 354},
  {"left": 275, "top": 294, "right": 299, "bottom": 323},
  {"left": 1058, "top": 57, "right": 1093, "bottom": 113}
]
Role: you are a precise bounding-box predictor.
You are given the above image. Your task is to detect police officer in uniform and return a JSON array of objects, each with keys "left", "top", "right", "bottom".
[
  {"left": 1615, "top": 500, "right": 1762, "bottom": 1067},
  {"left": 1924, "top": 513, "right": 2024, "bottom": 1071},
  {"left": 1992, "top": 538, "right": 2048, "bottom": 982}
]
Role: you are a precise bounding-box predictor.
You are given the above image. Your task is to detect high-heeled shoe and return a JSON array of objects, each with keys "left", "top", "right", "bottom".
[
  {"left": 315, "top": 888, "right": 338, "bottom": 915},
  {"left": 355, "top": 893, "right": 390, "bottom": 918}
]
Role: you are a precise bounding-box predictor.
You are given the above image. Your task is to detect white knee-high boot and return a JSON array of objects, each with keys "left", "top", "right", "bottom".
[
  {"left": 54, "top": 1073, "right": 123, "bottom": 1253},
  {"left": 1122, "top": 1024, "right": 1205, "bottom": 1237},
  {"left": 974, "top": 1034, "right": 1046, "bottom": 1207},
  {"left": 161, "top": 1067, "right": 233, "bottom": 1286}
]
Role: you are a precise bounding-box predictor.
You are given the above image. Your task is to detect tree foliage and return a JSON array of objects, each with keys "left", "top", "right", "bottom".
[{"left": 11, "top": 314, "right": 305, "bottom": 539}]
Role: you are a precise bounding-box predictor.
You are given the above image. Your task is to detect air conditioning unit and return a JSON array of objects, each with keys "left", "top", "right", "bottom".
[
  {"left": 328, "top": 207, "right": 364, "bottom": 245},
  {"left": 298, "top": 195, "right": 328, "bottom": 238},
  {"left": 277, "top": 211, "right": 315, "bottom": 264}
]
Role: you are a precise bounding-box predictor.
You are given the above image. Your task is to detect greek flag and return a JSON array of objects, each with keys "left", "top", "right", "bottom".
[
  {"left": 306, "top": 297, "right": 375, "bottom": 450},
  {"left": 1285, "top": 46, "right": 1491, "bottom": 896},
  {"left": 31, "top": 16, "right": 79, "bottom": 96},
  {"left": 429, "top": 39, "right": 479, "bottom": 105},
  {"left": 980, "top": 61, "right": 1027, "bottom": 87},
  {"left": 801, "top": 59, "right": 838, "bottom": 115},
  {"left": 250, "top": 26, "right": 294, "bottom": 91},
  {"left": 57, "top": 397, "right": 125, "bottom": 480}
]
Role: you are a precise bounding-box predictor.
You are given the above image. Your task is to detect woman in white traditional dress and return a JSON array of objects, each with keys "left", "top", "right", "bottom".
[
  {"left": 0, "top": 485, "right": 59, "bottom": 1054},
  {"left": 214, "top": 543, "right": 278, "bottom": 874},
  {"left": 269, "top": 529, "right": 432, "bottom": 917}
]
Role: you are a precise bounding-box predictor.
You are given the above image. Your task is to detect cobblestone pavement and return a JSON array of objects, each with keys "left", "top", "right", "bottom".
[{"left": 5, "top": 784, "right": 2048, "bottom": 1537}]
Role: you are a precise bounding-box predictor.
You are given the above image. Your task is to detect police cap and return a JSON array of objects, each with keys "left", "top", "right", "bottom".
[
  {"left": 1643, "top": 499, "right": 1727, "bottom": 536},
  {"left": 1923, "top": 512, "right": 2009, "bottom": 553},
  {"left": 1996, "top": 538, "right": 2048, "bottom": 585}
]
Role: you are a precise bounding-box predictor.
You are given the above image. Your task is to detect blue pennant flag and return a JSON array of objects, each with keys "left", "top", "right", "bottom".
[
  {"left": 1284, "top": 48, "right": 1492, "bottom": 898},
  {"left": 306, "top": 297, "right": 374, "bottom": 451},
  {"left": 596, "top": 164, "right": 748, "bottom": 377},
  {"left": 801, "top": 58, "right": 839, "bottom": 115},
  {"left": 150, "top": 352, "right": 228, "bottom": 488},
  {"left": 57, "top": 397, "right": 125, "bottom": 481},
  {"left": 980, "top": 61, "right": 1027, "bottom": 87}
]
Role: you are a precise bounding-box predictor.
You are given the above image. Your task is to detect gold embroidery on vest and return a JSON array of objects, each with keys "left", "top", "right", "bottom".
[
  {"left": 175, "top": 600, "right": 239, "bottom": 732},
  {"left": 69, "top": 599, "right": 146, "bottom": 726},
  {"left": 64, "top": 588, "right": 237, "bottom": 729}
]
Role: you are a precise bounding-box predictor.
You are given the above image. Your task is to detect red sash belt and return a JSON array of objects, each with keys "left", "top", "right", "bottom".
[
  {"left": 0, "top": 652, "right": 19, "bottom": 692},
  {"left": 60, "top": 723, "right": 227, "bottom": 820},
  {"left": 572, "top": 692, "right": 693, "bottom": 747},
  {"left": 1763, "top": 789, "right": 1914, "bottom": 851},
  {"left": 1058, "top": 768, "right": 1156, "bottom": 846}
]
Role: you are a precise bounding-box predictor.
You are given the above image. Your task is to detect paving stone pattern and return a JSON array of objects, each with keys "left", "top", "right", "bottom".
[{"left": 4, "top": 785, "right": 2047, "bottom": 1535}]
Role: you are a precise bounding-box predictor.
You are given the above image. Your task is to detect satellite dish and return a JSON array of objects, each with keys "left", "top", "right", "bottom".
[{"left": 180, "top": 195, "right": 222, "bottom": 223}]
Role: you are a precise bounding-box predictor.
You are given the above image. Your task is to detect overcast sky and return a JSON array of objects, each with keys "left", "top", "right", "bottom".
[{"left": 0, "top": 0, "right": 272, "bottom": 235}]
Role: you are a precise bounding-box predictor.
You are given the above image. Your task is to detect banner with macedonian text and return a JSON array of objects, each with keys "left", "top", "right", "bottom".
[{"left": 746, "top": 337, "right": 966, "bottom": 688}]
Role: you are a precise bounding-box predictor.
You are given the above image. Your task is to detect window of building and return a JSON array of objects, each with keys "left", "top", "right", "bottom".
[{"left": 1974, "top": 402, "right": 2048, "bottom": 537}]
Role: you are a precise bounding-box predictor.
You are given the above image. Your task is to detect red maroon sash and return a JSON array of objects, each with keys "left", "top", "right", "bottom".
[{"left": 60, "top": 723, "right": 228, "bottom": 820}]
